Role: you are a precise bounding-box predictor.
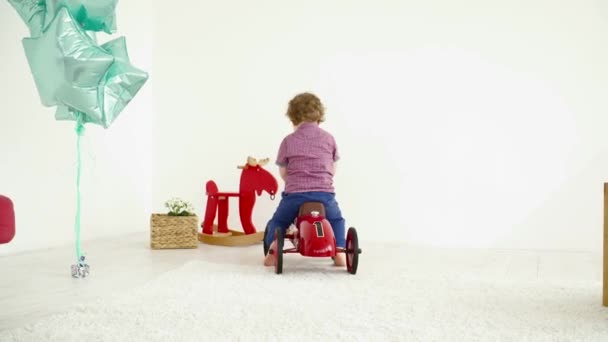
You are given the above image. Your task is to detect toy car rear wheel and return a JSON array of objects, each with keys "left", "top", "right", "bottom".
[
  {"left": 274, "top": 227, "right": 284, "bottom": 274},
  {"left": 346, "top": 227, "right": 359, "bottom": 274},
  {"left": 263, "top": 225, "right": 269, "bottom": 256}
]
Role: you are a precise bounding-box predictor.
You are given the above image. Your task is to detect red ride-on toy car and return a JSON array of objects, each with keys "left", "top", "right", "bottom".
[{"left": 264, "top": 202, "right": 362, "bottom": 275}]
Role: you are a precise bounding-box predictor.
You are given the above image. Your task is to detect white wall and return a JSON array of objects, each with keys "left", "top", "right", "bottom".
[
  {"left": 153, "top": 0, "right": 608, "bottom": 252},
  {"left": 0, "top": 0, "right": 154, "bottom": 255},
  {"left": 2, "top": 0, "right": 607, "bottom": 255}
]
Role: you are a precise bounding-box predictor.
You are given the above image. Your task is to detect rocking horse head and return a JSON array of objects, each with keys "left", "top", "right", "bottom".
[{"left": 238, "top": 157, "right": 278, "bottom": 198}]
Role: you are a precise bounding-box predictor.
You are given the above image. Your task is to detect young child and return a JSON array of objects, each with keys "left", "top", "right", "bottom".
[{"left": 264, "top": 92, "right": 346, "bottom": 267}]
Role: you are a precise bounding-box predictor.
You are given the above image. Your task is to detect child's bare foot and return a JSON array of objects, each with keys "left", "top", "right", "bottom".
[
  {"left": 264, "top": 253, "right": 274, "bottom": 266},
  {"left": 263, "top": 241, "right": 276, "bottom": 266},
  {"left": 333, "top": 252, "right": 346, "bottom": 267}
]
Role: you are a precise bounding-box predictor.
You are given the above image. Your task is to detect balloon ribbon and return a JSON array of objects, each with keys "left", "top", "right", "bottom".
[{"left": 71, "top": 112, "right": 90, "bottom": 278}]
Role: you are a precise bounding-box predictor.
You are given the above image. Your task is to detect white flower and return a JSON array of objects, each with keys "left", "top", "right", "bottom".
[{"left": 164, "top": 197, "right": 194, "bottom": 216}]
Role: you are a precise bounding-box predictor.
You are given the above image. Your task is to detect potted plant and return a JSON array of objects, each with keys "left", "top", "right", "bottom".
[{"left": 150, "top": 198, "right": 198, "bottom": 249}]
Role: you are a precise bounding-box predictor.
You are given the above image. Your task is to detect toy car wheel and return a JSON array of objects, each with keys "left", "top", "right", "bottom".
[
  {"left": 346, "top": 227, "right": 360, "bottom": 275},
  {"left": 274, "top": 227, "right": 284, "bottom": 274},
  {"left": 263, "top": 225, "right": 269, "bottom": 256}
]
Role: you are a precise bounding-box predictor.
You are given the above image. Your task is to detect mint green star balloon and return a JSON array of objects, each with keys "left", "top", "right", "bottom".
[
  {"left": 97, "top": 37, "right": 149, "bottom": 126},
  {"left": 22, "top": 7, "right": 114, "bottom": 108},
  {"left": 14, "top": 0, "right": 148, "bottom": 129},
  {"left": 55, "top": 37, "right": 149, "bottom": 128},
  {"left": 44, "top": 0, "right": 118, "bottom": 34},
  {"left": 7, "top": 0, "right": 46, "bottom": 36}
]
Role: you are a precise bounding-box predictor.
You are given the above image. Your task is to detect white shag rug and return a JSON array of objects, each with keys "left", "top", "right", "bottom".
[{"left": 2, "top": 253, "right": 607, "bottom": 341}]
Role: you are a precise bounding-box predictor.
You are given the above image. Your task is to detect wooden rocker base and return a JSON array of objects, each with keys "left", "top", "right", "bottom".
[{"left": 198, "top": 225, "right": 264, "bottom": 246}]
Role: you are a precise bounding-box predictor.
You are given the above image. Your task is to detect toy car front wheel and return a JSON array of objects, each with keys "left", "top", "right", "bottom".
[
  {"left": 346, "top": 227, "right": 360, "bottom": 274},
  {"left": 274, "top": 227, "right": 284, "bottom": 274}
]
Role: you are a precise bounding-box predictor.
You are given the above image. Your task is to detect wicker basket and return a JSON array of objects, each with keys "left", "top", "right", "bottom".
[{"left": 150, "top": 214, "right": 198, "bottom": 249}]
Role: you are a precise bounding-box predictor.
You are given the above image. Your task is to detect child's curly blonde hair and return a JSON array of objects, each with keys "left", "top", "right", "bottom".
[{"left": 286, "top": 92, "right": 325, "bottom": 125}]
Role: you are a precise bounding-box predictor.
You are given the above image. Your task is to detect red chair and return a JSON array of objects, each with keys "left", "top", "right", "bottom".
[{"left": 0, "top": 195, "right": 15, "bottom": 244}]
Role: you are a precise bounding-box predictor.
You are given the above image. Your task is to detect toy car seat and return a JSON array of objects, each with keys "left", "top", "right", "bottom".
[
  {"left": 296, "top": 202, "right": 325, "bottom": 228},
  {"left": 0, "top": 195, "right": 15, "bottom": 244},
  {"left": 298, "top": 202, "right": 325, "bottom": 217},
  {"left": 298, "top": 202, "right": 325, "bottom": 216}
]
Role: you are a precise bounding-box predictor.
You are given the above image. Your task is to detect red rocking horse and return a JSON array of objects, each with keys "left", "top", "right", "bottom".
[{"left": 199, "top": 157, "right": 278, "bottom": 246}]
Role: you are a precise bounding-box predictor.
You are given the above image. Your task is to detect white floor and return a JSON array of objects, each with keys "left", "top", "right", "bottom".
[
  {"left": 0, "top": 232, "right": 256, "bottom": 331},
  {"left": 0, "top": 232, "right": 605, "bottom": 339}
]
